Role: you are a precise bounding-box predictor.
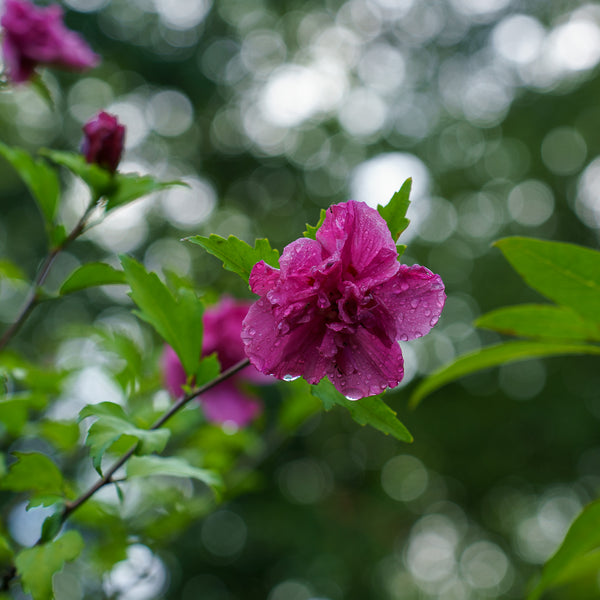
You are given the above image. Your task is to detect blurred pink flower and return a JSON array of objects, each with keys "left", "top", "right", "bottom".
[
  {"left": 242, "top": 200, "right": 446, "bottom": 399},
  {"left": 162, "top": 297, "right": 268, "bottom": 428},
  {"left": 81, "top": 111, "right": 125, "bottom": 173},
  {"left": 1, "top": 0, "right": 99, "bottom": 83}
]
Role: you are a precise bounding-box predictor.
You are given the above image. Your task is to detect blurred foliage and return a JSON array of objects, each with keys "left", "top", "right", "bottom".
[{"left": 1, "top": 0, "right": 600, "bottom": 598}]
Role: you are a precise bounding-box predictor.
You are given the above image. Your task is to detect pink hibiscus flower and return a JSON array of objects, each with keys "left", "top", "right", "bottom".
[
  {"left": 1, "top": 0, "right": 99, "bottom": 83},
  {"left": 162, "top": 297, "right": 268, "bottom": 428},
  {"left": 241, "top": 200, "right": 446, "bottom": 399}
]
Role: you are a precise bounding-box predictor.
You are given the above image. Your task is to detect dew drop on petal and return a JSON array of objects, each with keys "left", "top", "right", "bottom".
[
  {"left": 410, "top": 299, "right": 419, "bottom": 309},
  {"left": 400, "top": 282, "right": 409, "bottom": 292},
  {"left": 399, "top": 334, "right": 409, "bottom": 341},
  {"left": 430, "top": 317, "right": 439, "bottom": 327},
  {"left": 283, "top": 374, "right": 300, "bottom": 381},
  {"left": 344, "top": 389, "right": 363, "bottom": 400},
  {"left": 248, "top": 328, "right": 256, "bottom": 336}
]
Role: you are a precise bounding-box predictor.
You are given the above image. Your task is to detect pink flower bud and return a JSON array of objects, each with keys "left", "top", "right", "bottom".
[
  {"left": 1, "top": 0, "right": 99, "bottom": 83},
  {"left": 81, "top": 111, "right": 125, "bottom": 173}
]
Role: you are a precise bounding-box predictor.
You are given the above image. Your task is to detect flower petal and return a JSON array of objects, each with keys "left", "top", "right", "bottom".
[
  {"left": 201, "top": 380, "right": 262, "bottom": 427},
  {"left": 328, "top": 327, "right": 404, "bottom": 399},
  {"left": 376, "top": 264, "right": 446, "bottom": 341}
]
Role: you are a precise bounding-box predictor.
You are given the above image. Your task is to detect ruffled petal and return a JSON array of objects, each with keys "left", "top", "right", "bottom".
[
  {"left": 317, "top": 200, "right": 399, "bottom": 287},
  {"left": 200, "top": 380, "right": 262, "bottom": 427},
  {"left": 375, "top": 264, "right": 446, "bottom": 341},
  {"left": 242, "top": 299, "right": 329, "bottom": 384},
  {"left": 327, "top": 327, "right": 404, "bottom": 399}
]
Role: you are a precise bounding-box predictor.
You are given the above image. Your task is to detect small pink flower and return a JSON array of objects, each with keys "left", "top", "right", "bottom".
[
  {"left": 241, "top": 200, "right": 446, "bottom": 399},
  {"left": 162, "top": 297, "right": 268, "bottom": 428},
  {"left": 81, "top": 111, "right": 125, "bottom": 173},
  {"left": 1, "top": 0, "right": 99, "bottom": 83}
]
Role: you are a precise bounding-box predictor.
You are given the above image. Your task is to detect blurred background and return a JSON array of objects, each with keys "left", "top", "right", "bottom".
[{"left": 1, "top": 0, "right": 600, "bottom": 598}]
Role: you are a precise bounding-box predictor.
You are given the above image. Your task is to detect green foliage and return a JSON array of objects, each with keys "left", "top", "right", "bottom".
[
  {"left": 127, "top": 455, "right": 222, "bottom": 489},
  {"left": 1, "top": 452, "right": 65, "bottom": 498},
  {"left": 59, "top": 262, "right": 126, "bottom": 295},
  {"left": 0, "top": 142, "right": 60, "bottom": 229},
  {"left": 377, "top": 178, "right": 411, "bottom": 243},
  {"left": 312, "top": 379, "right": 413, "bottom": 442},
  {"left": 187, "top": 234, "right": 280, "bottom": 284},
  {"left": 16, "top": 531, "right": 84, "bottom": 600},
  {"left": 410, "top": 341, "right": 600, "bottom": 406},
  {"left": 0, "top": 392, "right": 46, "bottom": 436},
  {"left": 495, "top": 238, "right": 600, "bottom": 323},
  {"left": 303, "top": 208, "right": 327, "bottom": 239},
  {"left": 79, "top": 402, "right": 170, "bottom": 472},
  {"left": 37, "top": 420, "right": 81, "bottom": 452},
  {"left": 528, "top": 500, "right": 600, "bottom": 599},
  {"left": 121, "top": 255, "right": 204, "bottom": 376},
  {"left": 195, "top": 354, "right": 222, "bottom": 386},
  {"left": 41, "top": 149, "right": 183, "bottom": 209},
  {"left": 476, "top": 304, "right": 600, "bottom": 341},
  {"left": 278, "top": 379, "right": 322, "bottom": 433}
]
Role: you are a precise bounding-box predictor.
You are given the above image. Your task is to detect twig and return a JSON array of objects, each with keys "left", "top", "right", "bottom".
[
  {"left": 0, "top": 206, "right": 94, "bottom": 352},
  {"left": 60, "top": 357, "right": 250, "bottom": 522}
]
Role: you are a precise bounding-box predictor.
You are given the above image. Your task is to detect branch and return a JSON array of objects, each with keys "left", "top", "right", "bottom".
[
  {"left": 60, "top": 357, "right": 250, "bottom": 522},
  {"left": 0, "top": 206, "right": 93, "bottom": 352}
]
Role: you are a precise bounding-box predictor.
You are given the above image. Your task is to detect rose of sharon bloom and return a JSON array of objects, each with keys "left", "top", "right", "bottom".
[
  {"left": 1, "top": 0, "right": 99, "bottom": 83},
  {"left": 242, "top": 200, "right": 446, "bottom": 399},
  {"left": 162, "top": 298, "right": 268, "bottom": 428},
  {"left": 81, "top": 111, "right": 125, "bottom": 173}
]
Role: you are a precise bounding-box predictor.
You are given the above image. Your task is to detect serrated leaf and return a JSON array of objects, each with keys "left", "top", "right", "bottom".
[
  {"left": 120, "top": 256, "right": 204, "bottom": 376},
  {"left": 410, "top": 341, "right": 600, "bottom": 407},
  {"left": 59, "top": 262, "right": 126, "bottom": 295},
  {"left": 0, "top": 452, "right": 64, "bottom": 496},
  {"left": 187, "top": 234, "right": 280, "bottom": 284},
  {"left": 79, "top": 402, "right": 170, "bottom": 471},
  {"left": 495, "top": 237, "right": 600, "bottom": 324},
  {"left": 476, "top": 304, "right": 600, "bottom": 342},
  {"left": 127, "top": 455, "right": 222, "bottom": 489},
  {"left": 312, "top": 379, "right": 413, "bottom": 442},
  {"left": 528, "top": 500, "right": 600, "bottom": 600},
  {"left": 303, "top": 208, "right": 327, "bottom": 239},
  {"left": 377, "top": 178, "right": 411, "bottom": 242},
  {"left": 40, "top": 149, "right": 112, "bottom": 196},
  {"left": 0, "top": 142, "right": 60, "bottom": 227},
  {"left": 105, "top": 172, "right": 185, "bottom": 210},
  {"left": 16, "top": 530, "right": 83, "bottom": 600}
]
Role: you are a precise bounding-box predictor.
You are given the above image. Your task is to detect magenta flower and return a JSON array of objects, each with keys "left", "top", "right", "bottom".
[
  {"left": 1, "top": 0, "right": 99, "bottom": 84},
  {"left": 162, "top": 297, "right": 268, "bottom": 428},
  {"left": 241, "top": 200, "right": 446, "bottom": 399},
  {"left": 81, "top": 111, "right": 125, "bottom": 173}
]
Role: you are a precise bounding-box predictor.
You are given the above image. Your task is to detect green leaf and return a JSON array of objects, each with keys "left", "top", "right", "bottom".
[
  {"left": 303, "top": 208, "right": 327, "bottom": 239},
  {"left": 79, "top": 402, "right": 170, "bottom": 472},
  {"left": 0, "top": 452, "right": 64, "bottom": 496},
  {"left": 37, "top": 420, "right": 81, "bottom": 452},
  {"left": 195, "top": 354, "right": 221, "bottom": 387},
  {"left": 476, "top": 304, "right": 600, "bottom": 342},
  {"left": 29, "top": 74, "right": 55, "bottom": 110},
  {"left": 0, "top": 392, "right": 46, "bottom": 436},
  {"left": 311, "top": 379, "right": 413, "bottom": 443},
  {"left": 120, "top": 256, "right": 204, "bottom": 376},
  {"left": 187, "top": 234, "right": 280, "bottom": 284},
  {"left": 40, "top": 509, "right": 64, "bottom": 543},
  {"left": 278, "top": 379, "right": 322, "bottom": 433},
  {"left": 105, "top": 172, "right": 185, "bottom": 211},
  {"left": 528, "top": 499, "right": 600, "bottom": 600},
  {"left": 0, "top": 142, "right": 60, "bottom": 227},
  {"left": 410, "top": 341, "right": 600, "bottom": 407},
  {"left": 59, "top": 262, "right": 126, "bottom": 295},
  {"left": 0, "top": 260, "right": 26, "bottom": 281},
  {"left": 40, "top": 149, "right": 112, "bottom": 196},
  {"left": 377, "top": 178, "right": 411, "bottom": 242},
  {"left": 16, "top": 530, "right": 83, "bottom": 600},
  {"left": 127, "top": 455, "right": 222, "bottom": 489},
  {"left": 495, "top": 237, "right": 600, "bottom": 324}
]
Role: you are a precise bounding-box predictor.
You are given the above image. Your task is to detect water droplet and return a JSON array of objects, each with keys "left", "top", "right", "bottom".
[
  {"left": 400, "top": 282, "right": 409, "bottom": 292},
  {"left": 248, "top": 328, "right": 256, "bottom": 336},
  {"left": 399, "top": 334, "right": 409, "bottom": 341},
  {"left": 344, "top": 389, "right": 363, "bottom": 400},
  {"left": 424, "top": 309, "right": 431, "bottom": 317},
  {"left": 429, "top": 317, "right": 439, "bottom": 327},
  {"left": 283, "top": 374, "right": 300, "bottom": 381},
  {"left": 410, "top": 299, "right": 419, "bottom": 309}
]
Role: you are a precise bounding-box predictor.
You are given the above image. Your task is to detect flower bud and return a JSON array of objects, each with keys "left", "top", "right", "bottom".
[{"left": 81, "top": 111, "right": 125, "bottom": 173}]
